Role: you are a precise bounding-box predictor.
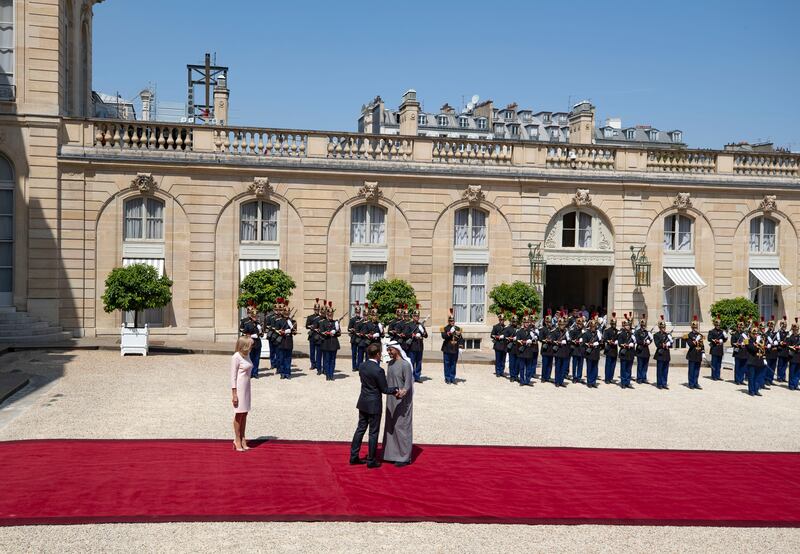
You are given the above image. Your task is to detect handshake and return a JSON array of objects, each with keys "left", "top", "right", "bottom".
[{"left": 393, "top": 388, "right": 408, "bottom": 399}]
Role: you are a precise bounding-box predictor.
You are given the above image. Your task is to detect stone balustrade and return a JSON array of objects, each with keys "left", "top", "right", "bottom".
[
  {"left": 65, "top": 118, "right": 799, "bottom": 180},
  {"left": 646, "top": 149, "right": 717, "bottom": 173},
  {"left": 734, "top": 153, "right": 800, "bottom": 177}
]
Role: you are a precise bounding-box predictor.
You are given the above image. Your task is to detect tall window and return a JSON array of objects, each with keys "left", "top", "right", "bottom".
[
  {"left": 0, "top": 155, "right": 12, "bottom": 306},
  {"left": 453, "top": 265, "right": 486, "bottom": 323},
  {"left": 454, "top": 208, "right": 487, "bottom": 247},
  {"left": 664, "top": 214, "right": 692, "bottom": 251},
  {"left": 124, "top": 198, "right": 164, "bottom": 240},
  {"left": 0, "top": 0, "right": 13, "bottom": 89},
  {"left": 240, "top": 201, "right": 278, "bottom": 242},
  {"left": 663, "top": 274, "right": 692, "bottom": 324},
  {"left": 750, "top": 273, "right": 775, "bottom": 321},
  {"left": 750, "top": 216, "right": 776, "bottom": 253},
  {"left": 350, "top": 263, "right": 385, "bottom": 312},
  {"left": 562, "top": 211, "right": 592, "bottom": 248},
  {"left": 509, "top": 124, "right": 519, "bottom": 137},
  {"left": 351, "top": 204, "right": 386, "bottom": 245}
]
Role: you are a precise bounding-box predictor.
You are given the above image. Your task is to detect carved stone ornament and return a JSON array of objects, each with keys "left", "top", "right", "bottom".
[
  {"left": 131, "top": 173, "right": 156, "bottom": 194},
  {"left": 598, "top": 229, "right": 611, "bottom": 250},
  {"left": 359, "top": 180, "right": 382, "bottom": 202},
  {"left": 249, "top": 177, "right": 274, "bottom": 196},
  {"left": 673, "top": 192, "right": 692, "bottom": 210},
  {"left": 572, "top": 188, "right": 592, "bottom": 206},
  {"left": 544, "top": 226, "right": 557, "bottom": 249},
  {"left": 759, "top": 195, "right": 777, "bottom": 213},
  {"left": 462, "top": 184, "right": 485, "bottom": 204}
]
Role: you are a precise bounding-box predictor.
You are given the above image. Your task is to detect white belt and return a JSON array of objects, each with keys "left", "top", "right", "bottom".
[{"left": 250, "top": 334, "right": 258, "bottom": 339}]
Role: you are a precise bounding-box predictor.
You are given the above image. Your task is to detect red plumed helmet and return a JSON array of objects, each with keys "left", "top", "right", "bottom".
[
  {"left": 761, "top": 316, "right": 765, "bottom": 322},
  {"left": 355, "top": 299, "right": 359, "bottom": 306},
  {"left": 364, "top": 302, "right": 369, "bottom": 308},
  {"left": 449, "top": 308, "right": 454, "bottom": 315},
  {"left": 771, "top": 315, "right": 775, "bottom": 321},
  {"left": 316, "top": 297, "right": 320, "bottom": 303},
  {"left": 328, "top": 301, "right": 332, "bottom": 307},
  {"left": 783, "top": 314, "right": 787, "bottom": 320},
  {"left": 612, "top": 312, "right": 616, "bottom": 317},
  {"left": 693, "top": 314, "right": 698, "bottom": 321},
  {"left": 547, "top": 308, "right": 552, "bottom": 315},
  {"left": 416, "top": 303, "right": 420, "bottom": 309},
  {"left": 660, "top": 314, "right": 665, "bottom": 321}
]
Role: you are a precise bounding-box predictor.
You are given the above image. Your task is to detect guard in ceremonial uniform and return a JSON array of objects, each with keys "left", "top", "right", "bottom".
[
  {"left": 387, "top": 306, "right": 403, "bottom": 342},
  {"left": 602, "top": 313, "right": 618, "bottom": 384},
  {"left": 515, "top": 312, "right": 538, "bottom": 386},
  {"left": 263, "top": 304, "right": 278, "bottom": 371},
  {"left": 441, "top": 309, "right": 464, "bottom": 384},
  {"left": 369, "top": 306, "right": 383, "bottom": 348},
  {"left": 539, "top": 311, "right": 555, "bottom": 382},
  {"left": 787, "top": 319, "right": 800, "bottom": 390},
  {"left": 407, "top": 305, "right": 427, "bottom": 383},
  {"left": 306, "top": 299, "right": 322, "bottom": 372},
  {"left": 491, "top": 312, "right": 508, "bottom": 378},
  {"left": 745, "top": 326, "right": 765, "bottom": 396},
  {"left": 552, "top": 315, "right": 570, "bottom": 388},
  {"left": 730, "top": 319, "right": 748, "bottom": 385},
  {"left": 568, "top": 317, "right": 585, "bottom": 383},
  {"left": 685, "top": 315, "right": 704, "bottom": 389},
  {"left": 765, "top": 317, "right": 779, "bottom": 386},
  {"left": 356, "top": 302, "right": 372, "bottom": 367},
  {"left": 319, "top": 301, "right": 341, "bottom": 381},
  {"left": 347, "top": 301, "right": 363, "bottom": 372},
  {"left": 505, "top": 313, "right": 519, "bottom": 382},
  {"left": 776, "top": 316, "right": 790, "bottom": 382},
  {"left": 653, "top": 316, "right": 672, "bottom": 389},
  {"left": 581, "top": 319, "right": 601, "bottom": 388},
  {"left": 617, "top": 316, "right": 635, "bottom": 388},
  {"left": 634, "top": 315, "right": 652, "bottom": 384},
  {"left": 240, "top": 301, "right": 263, "bottom": 378},
  {"left": 707, "top": 317, "right": 727, "bottom": 381},
  {"left": 756, "top": 318, "right": 769, "bottom": 390}
]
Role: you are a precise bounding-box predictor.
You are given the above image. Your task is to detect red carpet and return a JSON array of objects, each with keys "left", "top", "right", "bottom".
[{"left": 1, "top": 439, "right": 799, "bottom": 527}]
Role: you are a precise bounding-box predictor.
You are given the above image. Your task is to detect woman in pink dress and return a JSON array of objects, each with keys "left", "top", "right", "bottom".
[{"left": 231, "top": 336, "right": 254, "bottom": 451}]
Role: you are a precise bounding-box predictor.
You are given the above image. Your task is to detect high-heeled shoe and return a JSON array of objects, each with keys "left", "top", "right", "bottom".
[
  {"left": 232, "top": 441, "right": 245, "bottom": 452},
  {"left": 241, "top": 440, "right": 250, "bottom": 451}
]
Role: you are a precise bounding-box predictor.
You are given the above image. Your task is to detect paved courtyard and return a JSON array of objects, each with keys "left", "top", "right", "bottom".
[{"left": 1, "top": 349, "right": 799, "bottom": 553}]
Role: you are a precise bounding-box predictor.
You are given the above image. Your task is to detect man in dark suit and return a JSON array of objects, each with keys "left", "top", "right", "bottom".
[{"left": 350, "top": 342, "right": 402, "bottom": 468}]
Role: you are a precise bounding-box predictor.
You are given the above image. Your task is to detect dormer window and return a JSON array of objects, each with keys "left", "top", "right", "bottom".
[
  {"left": 558, "top": 115, "right": 567, "bottom": 124},
  {"left": 648, "top": 130, "right": 659, "bottom": 141},
  {"left": 542, "top": 114, "right": 551, "bottom": 123},
  {"left": 603, "top": 127, "right": 614, "bottom": 138},
  {"left": 509, "top": 124, "right": 519, "bottom": 137},
  {"left": 458, "top": 116, "right": 469, "bottom": 128},
  {"left": 527, "top": 125, "right": 538, "bottom": 139},
  {"left": 671, "top": 131, "right": 682, "bottom": 143},
  {"left": 504, "top": 111, "right": 514, "bottom": 121},
  {"left": 494, "top": 124, "right": 505, "bottom": 136},
  {"left": 550, "top": 128, "right": 559, "bottom": 140},
  {"left": 625, "top": 129, "right": 635, "bottom": 140},
  {"left": 418, "top": 114, "right": 427, "bottom": 125},
  {"left": 476, "top": 118, "right": 487, "bottom": 130},
  {"left": 437, "top": 115, "right": 448, "bottom": 127}
]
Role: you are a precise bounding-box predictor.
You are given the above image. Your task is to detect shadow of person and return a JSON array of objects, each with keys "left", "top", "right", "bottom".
[{"left": 247, "top": 436, "right": 279, "bottom": 448}]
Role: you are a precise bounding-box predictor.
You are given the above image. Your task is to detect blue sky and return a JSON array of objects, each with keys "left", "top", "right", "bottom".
[{"left": 93, "top": 0, "right": 799, "bottom": 149}]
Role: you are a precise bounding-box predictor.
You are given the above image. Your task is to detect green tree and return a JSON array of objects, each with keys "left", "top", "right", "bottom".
[
  {"left": 709, "top": 296, "right": 760, "bottom": 330},
  {"left": 238, "top": 268, "right": 296, "bottom": 311},
  {"left": 102, "top": 264, "right": 174, "bottom": 328},
  {"left": 488, "top": 281, "right": 541, "bottom": 319},
  {"left": 366, "top": 278, "right": 417, "bottom": 324}
]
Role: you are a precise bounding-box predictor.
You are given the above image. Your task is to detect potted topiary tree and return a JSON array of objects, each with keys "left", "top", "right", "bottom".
[
  {"left": 365, "top": 278, "right": 418, "bottom": 325},
  {"left": 488, "top": 281, "right": 541, "bottom": 319},
  {"left": 237, "top": 268, "right": 297, "bottom": 312},
  {"left": 102, "top": 263, "right": 173, "bottom": 356}
]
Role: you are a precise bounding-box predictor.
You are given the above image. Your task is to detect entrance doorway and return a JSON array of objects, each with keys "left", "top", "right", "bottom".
[{"left": 543, "top": 265, "right": 611, "bottom": 315}]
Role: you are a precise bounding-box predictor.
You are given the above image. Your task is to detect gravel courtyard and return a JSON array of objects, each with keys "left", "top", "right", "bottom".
[{"left": 1, "top": 349, "right": 799, "bottom": 553}]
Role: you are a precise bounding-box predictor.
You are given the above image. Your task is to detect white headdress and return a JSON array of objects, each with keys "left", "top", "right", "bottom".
[{"left": 385, "top": 339, "right": 411, "bottom": 364}]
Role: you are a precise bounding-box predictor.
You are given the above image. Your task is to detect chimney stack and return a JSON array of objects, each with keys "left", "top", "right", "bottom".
[
  {"left": 398, "top": 89, "right": 420, "bottom": 136},
  {"left": 213, "top": 75, "right": 229, "bottom": 125}
]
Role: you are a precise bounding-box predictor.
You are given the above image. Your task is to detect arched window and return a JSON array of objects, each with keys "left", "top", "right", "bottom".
[
  {"left": 664, "top": 214, "right": 693, "bottom": 251},
  {"left": 454, "top": 207, "right": 487, "bottom": 247},
  {"left": 561, "top": 210, "right": 592, "bottom": 248},
  {"left": 124, "top": 197, "right": 164, "bottom": 240},
  {"left": 750, "top": 216, "right": 776, "bottom": 253},
  {"left": 240, "top": 201, "right": 278, "bottom": 242},
  {"left": 351, "top": 204, "right": 386, "bottom": 245}
]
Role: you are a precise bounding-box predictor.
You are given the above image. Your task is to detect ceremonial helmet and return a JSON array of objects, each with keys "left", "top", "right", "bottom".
[
  {"left": 353, "top": 299, "right": 361, "bottom": 315},
  {"left": 313, "top": 297, "right": 321, "bottom": 314},
  {"left": 326, "top": 300, "right": 335, "bottom": 316},
  {"left": 713, "top": 315, "right": 721, "bottom": 328},
  {"left": 736, "top": 317, "right": 744, "bottom": 330},
  {"left": 758, "top": 316, "right": 766, "bottom": 331},
  {"left": 447, "top": 308, "right": 455, "bottom": 324},
  {"left": 621, "top": 312, "right": 630, "bottom": 328},
  {"left": 369, "top": 303, "right": 379, "bottom": 318},
  {"left": 246, "top": 299, "right": 258, "bottom": 317},
  {"left": 609, "top": 311, "right": 617, "bottom": 327},
  {"left": 412, "top": 304, "right": 421, "bottom": 318},
  {"left": 639, "top": 313, "right": 647, "bottom": 327},
  {"left": 793, "top": 317, "right": 799, "bottom": 332},
  {"left": 780, "top": 314, "right": 788, "bottom": 329},
  {"left": 658, "top": 314, "right": 666, "bottom": 329},
  {"left": 690, "top": 314, "right": 699, "bottom": 329},
  {"left": 395, "top": 305, "right": 403, "bottom": 318},
  {"left": 402, "top": 304, "right": 410, "bottom": 318},
  {"left": 768, "top": 315, "right": 775, "bottom": 329},
  {"left": 510, "top": 309, "right": 519, "bottom": 325}
]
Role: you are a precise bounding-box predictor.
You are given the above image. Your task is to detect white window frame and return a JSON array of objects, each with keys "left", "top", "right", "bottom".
[
  {"left": 458, "top": 116, "right": 469, "bottom": 128},
  {"left": 664, "top": 214, "right": 693, "bottom": 252},
  {"left": 561, "top": 210, "right": 593, "bottom": 249},
  {"left": 123, "top": 197, "right": 164, "bottom": 241},
  {"left": 671, "top": 131, "right": 682, "bottom": 143},
  {"left": 626, "top": 129, "right": 635, "bottom": 140},
  {"left": 240, "top": 200, "right": 279, "bottom": 243},
  {"left": 437, "top": 115, "right": 449, "bottom": 127},
  {"left": 476, "top": 118, "right": 487, "bottom": 130},
  {"left": 509, "top": 124, "right": 519, "bottom": 137},
  {"left": 452, "top": 265, "right": 486, "bottom": 324},
  {"left": 418, "top": 113, "right": 427, "bottom": 125},
  {"left": 648, "top": 130, "right": 659, "bottom": 141},
  {"left": 749, "top": 216, "right": 776, "bottom": 254},
  {"left": 0, "top": 0, "right": 14, "bottom": 89},
  {"left": 663, "top": 273, "right": 693, "bottom": 324},
  {"left": 350, "top": 262, "right": 386, "bottom": 314},
  {"left": 603, "top": 127, "right": 614, "bottom": 138},
  {"left": 350, "top": 204, "right": 387, "bottom": 246},
  {"left": 750, "top": 273, "right": 775, "bottom": 321},
  {"left": 454, "top": 207, "right": 487, "bottom": 248},
  {"left": 504, "top": 111, "right": 514, "bottom": 121}
]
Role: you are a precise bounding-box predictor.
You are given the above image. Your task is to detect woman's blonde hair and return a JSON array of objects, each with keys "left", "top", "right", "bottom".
[{"left": 235, "top": 336, "right": 252, "bottom": 355}]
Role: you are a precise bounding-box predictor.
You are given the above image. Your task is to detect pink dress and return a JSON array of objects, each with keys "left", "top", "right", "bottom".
[{"left": 230, "top": 352, "right": 253, "bottom": 413}]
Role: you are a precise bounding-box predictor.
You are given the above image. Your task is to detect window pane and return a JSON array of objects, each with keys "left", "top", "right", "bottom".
[
  {"left": 240, "top": 203, "right": 257, "bottom": 241},
  {"left": 0, "top": 157, "right": 11, "bottom": 182},
  {"left": 562, "top": 229, "right": 575, "bottom": 248},
  {"left": 146, "top": 198, "right": 164, "bottom": 240},
  {"left": 368, "top": 263, "right": 386, "bottom": 284},
  {"left": 0, "top": 241, "right": 10, "bottom": 266},
  {"left": 663, "top": 215, "right": 674, "bottom": 251},
  {"left": 0, "top": 26, "right": 11, "bottom": 50},
  {"left": 454, "top": 209, "right": 469, "bottom": 246},
  {"left": 351, "top": 206, "right": 367, "bottom": 244},
  {"left": 0, "top": 267, "right": 11, "bottom": 292},
  {"left": 563, "top": 211, "right": 576, "bottom": 229},
  {"left": 0, "top": 189, "right": 10, "bottom": 215},
  {"left": 0, "top": 1, "right": 13, "bottom": 23},
  {"left": 578, "top": 212, "right": 592, "bottom": 247},
  {"left": 472, "top": 210, "right": 487, "bottom": 246},
  {"left": 749, "top": 218, "right": 761, "bottom": 253}
]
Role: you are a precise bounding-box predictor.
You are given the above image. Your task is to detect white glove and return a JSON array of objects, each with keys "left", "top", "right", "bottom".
[{"left": 561, "top": 340, "right": 567, "bottom": 345}]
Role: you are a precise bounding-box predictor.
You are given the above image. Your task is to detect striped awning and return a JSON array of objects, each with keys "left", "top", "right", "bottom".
[
  {"left": 750, "top": 268, "right": 791, "bottom": 287},
  {"left": 123, "top": 258, "right": 164, "bottom": 276},
  {"left": 664, "top": 267, "right": 707, "bottom": 288},
  {"left": 240, "top": 259, "right": 279, "bottom": 281}
]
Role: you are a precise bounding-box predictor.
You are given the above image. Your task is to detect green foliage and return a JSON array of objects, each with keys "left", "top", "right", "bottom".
[
  {"left": 488, "top": 281, "right": 541, "bottom": 319},
  {"left": 238, "top": 268, "right": 296, "bottom": 310},
  {"left": 102, "top": 264, "right": 173, "bottom": 327},
  {"left": 709, "top": 297, "right": 760, "bottom": 330},
  {"left": 366, "top": 279, "right": 417, "bottom": 324}
]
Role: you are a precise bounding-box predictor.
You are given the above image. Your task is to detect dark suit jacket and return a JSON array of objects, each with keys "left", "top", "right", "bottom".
[{"left": 356, "top": 359, "right": 398, "bottom": 414}]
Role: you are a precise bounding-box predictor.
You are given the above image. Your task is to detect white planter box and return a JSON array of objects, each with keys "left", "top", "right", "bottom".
[{"left": 121, "top": 325, "right": 149, "bottom": 356}]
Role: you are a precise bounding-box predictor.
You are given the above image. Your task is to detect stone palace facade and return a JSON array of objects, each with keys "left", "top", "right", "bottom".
[{"left": 1, "top": 0, "right": 799, "bottom": 348}]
